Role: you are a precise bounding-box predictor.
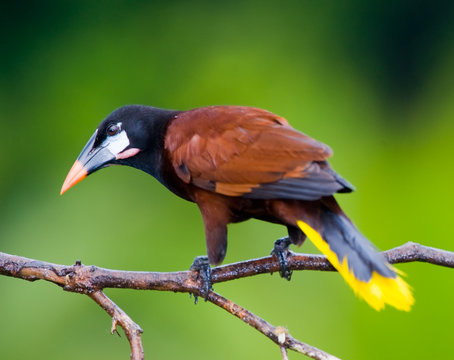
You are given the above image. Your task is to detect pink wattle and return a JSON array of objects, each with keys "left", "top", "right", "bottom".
[{"left": 116, "top": 148, "right": 141, "bottom": 160}]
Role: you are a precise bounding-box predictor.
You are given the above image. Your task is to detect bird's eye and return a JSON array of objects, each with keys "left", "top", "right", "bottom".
[{"left": 107, "top": 124, "right": 119, "bottom": 136}]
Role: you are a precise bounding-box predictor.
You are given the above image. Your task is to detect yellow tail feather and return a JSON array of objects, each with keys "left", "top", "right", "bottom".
[{"left": 297, "top": 220, "right": 414, "bottom": 311}]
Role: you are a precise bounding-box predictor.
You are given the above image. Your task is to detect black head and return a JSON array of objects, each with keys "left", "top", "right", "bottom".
[{"left": 61, "top": 105, "right": 178, "bottom": 194}]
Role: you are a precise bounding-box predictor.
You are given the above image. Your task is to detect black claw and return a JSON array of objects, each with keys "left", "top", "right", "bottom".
[
  {"left": 271, "top": 237, "right": 293, "bottom": 281},
  {"left": 189, "top": 255, "right": 213, "bottom": 303}
]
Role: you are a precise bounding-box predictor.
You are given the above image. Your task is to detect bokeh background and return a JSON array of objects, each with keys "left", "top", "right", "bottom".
[{"left": 1, "top": 1, "right": 453, "bottom": 359}]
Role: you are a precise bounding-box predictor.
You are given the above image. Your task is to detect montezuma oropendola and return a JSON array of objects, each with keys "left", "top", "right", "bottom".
[{"left": 61, "top": 105, "right": 414, "bottom": 311}]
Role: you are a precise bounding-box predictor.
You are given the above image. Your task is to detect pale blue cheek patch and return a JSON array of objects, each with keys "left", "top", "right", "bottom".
[{"left": 102, "top": 130, "right": 130, "bottom": 156}]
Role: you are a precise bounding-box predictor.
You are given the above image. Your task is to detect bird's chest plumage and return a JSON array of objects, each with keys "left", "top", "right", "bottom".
[{"left": 155, "top": 155, "right": 195, "bottom": 202}]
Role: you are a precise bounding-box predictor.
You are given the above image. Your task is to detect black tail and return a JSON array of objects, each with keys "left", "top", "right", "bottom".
[{"left": 297, "top": 199, "right": 413, "bottom": 311}]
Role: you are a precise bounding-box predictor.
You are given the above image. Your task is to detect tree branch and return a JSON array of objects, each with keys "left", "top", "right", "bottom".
[
  {"left": 210, "top": 241, "right": 454, "bottom": 284},
  {"left": 0, "top": 241, "right": 452, "bottom": 360},
  {"left": 89, "top": 291, "right": 144, "bottom": 360},
  {"left": 206, "top": 291, "right": 340, "bottom": 360}
]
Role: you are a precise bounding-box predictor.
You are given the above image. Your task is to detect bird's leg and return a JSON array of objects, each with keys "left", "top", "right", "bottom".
[
  {"left": 271, "top": 237, "right": 293, "bottom": 280},
  {"left": 189, "top": 255, "right": 213, "bottom": 304}
]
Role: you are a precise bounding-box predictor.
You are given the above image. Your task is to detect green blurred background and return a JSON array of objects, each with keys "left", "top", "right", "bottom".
[{"left": 1, "top": 1, "right": 453, "bottom": 359}]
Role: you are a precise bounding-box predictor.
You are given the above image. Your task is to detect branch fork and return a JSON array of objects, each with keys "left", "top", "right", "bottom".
[{"left": 0, "top": 241, "right": 452, "bottom": 360}]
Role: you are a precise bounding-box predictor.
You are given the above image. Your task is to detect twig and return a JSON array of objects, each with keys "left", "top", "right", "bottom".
[
  {"left": 280, "top": 346, "right": 289, "bottom": 360},
  {"left": 207, "top": 291, "right": 340, "bottom": 360},
  {"left": 382, "top": 242, "right": 454, "bottom": 267},
  {"left": 0, "top": 241, "right": 452, "bottom": 359},
  {"left": 210, "top": 241, "right": 454, "bottom": 284},
  {"left": 89, "top": 291, "right": 144, "bottom": 360}
]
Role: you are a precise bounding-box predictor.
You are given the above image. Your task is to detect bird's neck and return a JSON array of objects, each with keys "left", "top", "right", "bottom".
[{"left": 118, "top": 109, "right": 177, "bottom": 179}]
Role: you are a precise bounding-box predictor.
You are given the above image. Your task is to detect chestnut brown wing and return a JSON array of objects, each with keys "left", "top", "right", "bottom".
[{"left": 165, "top": 106, "right": 352, "bottom": 200}]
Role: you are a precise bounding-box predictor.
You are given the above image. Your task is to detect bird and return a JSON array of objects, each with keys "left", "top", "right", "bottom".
[{"left": 61, "top": 104, "right": 414, "bottom": 311}]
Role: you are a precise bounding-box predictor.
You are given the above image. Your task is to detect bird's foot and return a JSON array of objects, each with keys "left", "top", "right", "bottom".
[
  {"left": 271, "top": 237, "right": 293, "bottom": 281},
  {"left": 189, "top": 255, "right": 213, "bottom": 304}
]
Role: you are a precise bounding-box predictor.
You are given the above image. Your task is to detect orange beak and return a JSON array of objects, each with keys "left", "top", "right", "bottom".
[
  {"left": 60, "top": 160, "right": 88, "bottom": 195},
  {"left": 60, "top": 129, "right": 117, "bottom": 195}
]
